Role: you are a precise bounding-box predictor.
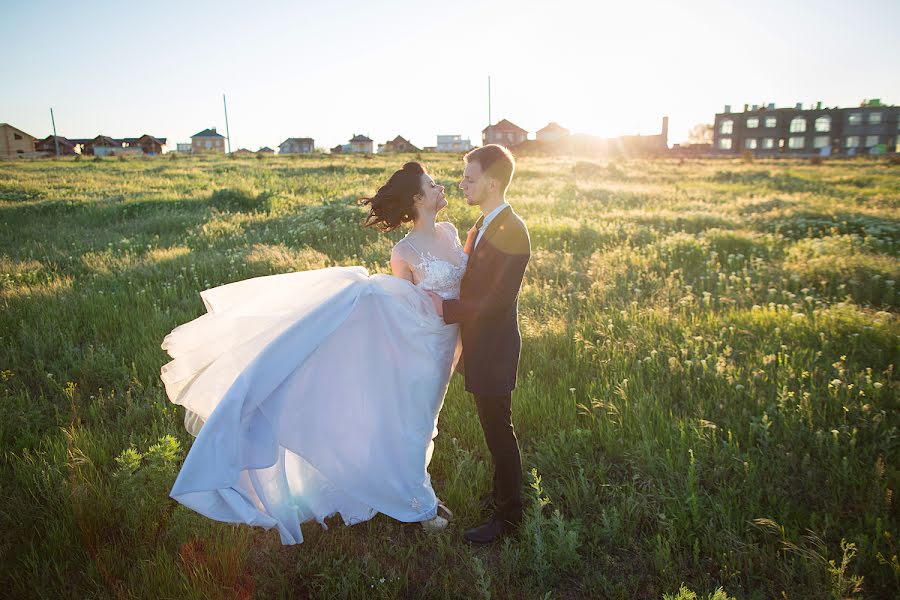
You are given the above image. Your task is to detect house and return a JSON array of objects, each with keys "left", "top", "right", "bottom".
[
  {"left": 123, "top": 134, "right": 167, "bottom": 155},
  {"left": 712, "top": 100, "right": 899, "bottom": 157},
  {"left": 35, "top": 135, "right": 78, "bottom": 156},
  {"left": 378, "top": 135, "right": 419, "bottom": 153},
  {"left": 436, "top": 134, "right": 473, "bottom": 153},
  {"left": 233, "top": 148, "right": 254, "bottom": 156},
  {"left": 330, "top": 144, "right": 347, "bottom": 154},
  {"left": 176, "top": 143, "right": 192, "bottom": 153},
  {"left": 348, "top": 134, "right": 373, "bottom": 154},
  {"left": 87, "top": 135, "right": 124, "bottom": 156},
  {"left": 482, "top": 119, "right": 528, "bottom": 146},
  {"left": 514, "top": 116, "right": 669, "bottom": 158},
  {"left": 536, "top": 122, "right": 570, "bottom": 142},
  {"left": 0, "top": 124, "right": 37, "bottom": 158},
  {"left": 257, "top": 147, "right": 274, "bottom": 155},
  {"left": 191, "top": 128, "right": 226, "bottom": 153},
  {"left": 279, "top": 137, "right": 315, "bottom": 154}
]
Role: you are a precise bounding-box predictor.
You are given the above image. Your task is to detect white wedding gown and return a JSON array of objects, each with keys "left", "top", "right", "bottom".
[{"left": 161, "top": 222, "right": 467, "bottom": 544}]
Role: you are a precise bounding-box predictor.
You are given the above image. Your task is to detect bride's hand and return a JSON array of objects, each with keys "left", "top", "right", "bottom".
[{"left": 425, "top": 291, "right": 444, "bottom": 317}]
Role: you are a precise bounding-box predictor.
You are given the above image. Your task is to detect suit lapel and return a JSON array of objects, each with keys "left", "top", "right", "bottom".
[{"left": 468, "top": 205, "right": 511, "bottom": 266}]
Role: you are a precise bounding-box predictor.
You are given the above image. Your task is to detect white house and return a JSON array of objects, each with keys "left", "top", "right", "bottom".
[
  {"left": 349, "top": 134, "right": 373, "bottom": 153},
  {"left": 436, "top": 134, "right": 473, "bottom": 152}
]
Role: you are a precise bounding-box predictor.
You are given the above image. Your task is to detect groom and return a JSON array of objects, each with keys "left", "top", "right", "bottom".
[{"left": 427, "top": 144, "right": 531, "bottom": 543}]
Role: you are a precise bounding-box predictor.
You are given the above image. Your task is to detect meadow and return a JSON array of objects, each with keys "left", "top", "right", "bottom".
[{"left": 0, "top": 151, "right": 897, "bottom": 599}]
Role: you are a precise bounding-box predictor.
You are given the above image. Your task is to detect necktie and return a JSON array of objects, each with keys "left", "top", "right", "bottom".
[{"left": 464, "top": 218, "right": 483, "bottom": 255}]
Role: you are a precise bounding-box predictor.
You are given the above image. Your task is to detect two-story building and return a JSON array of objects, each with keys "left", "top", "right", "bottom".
[
  {"left": 713, "top": 100, "right": 898, "bottom": 156},
  {"left": 191, "top": 128, "right": 226, "bottom": 153},
  {"left": 348, "top": 134, "right": 373, "bottom": 154},
  {"left": 436, "top": 134, "right": 473, "bottom": 152},
  {"left": 279, "top": 137, "right": 315, "bottom": 154},
  {"left": 482, "top": 119, "right": 528, "bottom": 146},
  {"left": 0, "top": 124, "right": 37, "bottom": 158}
]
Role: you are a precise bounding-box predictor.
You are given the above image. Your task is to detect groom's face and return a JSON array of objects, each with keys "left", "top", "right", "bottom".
[{"left": 460, "top": 161, "right": 490, "bottom": 207}]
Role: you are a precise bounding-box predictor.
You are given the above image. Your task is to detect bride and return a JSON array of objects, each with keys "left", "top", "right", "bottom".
[{"left": 160, "top": 162, "right": 467, "bottom": 544}]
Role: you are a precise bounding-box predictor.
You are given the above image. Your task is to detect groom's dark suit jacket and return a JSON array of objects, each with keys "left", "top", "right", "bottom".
[{"left": 443, "top": 205, "right": 530, "bottom": 396}]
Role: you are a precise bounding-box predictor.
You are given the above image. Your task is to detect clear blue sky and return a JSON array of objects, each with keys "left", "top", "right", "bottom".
[{"left": 2, "top": 0, "right": 898, "bottom": 151}]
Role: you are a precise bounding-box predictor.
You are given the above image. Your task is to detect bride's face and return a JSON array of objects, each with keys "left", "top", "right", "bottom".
[{"left": 416, "top": 173, "right": 447, "bottom": 213}]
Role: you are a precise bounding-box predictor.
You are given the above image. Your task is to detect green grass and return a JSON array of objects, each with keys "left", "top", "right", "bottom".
[{"left": 1, "top": 152, "right": 898, "bottom": 599}]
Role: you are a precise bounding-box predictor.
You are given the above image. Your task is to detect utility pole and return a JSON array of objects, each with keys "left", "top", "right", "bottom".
[
  {"left": 50, "top": 108, "right": 60, "bottom": 157},
  {"left": 487, "top": 76, "right": 492, "bottom": 127},
  {"left": 223, "top": 93, "right": 232, "bottom": 154}
]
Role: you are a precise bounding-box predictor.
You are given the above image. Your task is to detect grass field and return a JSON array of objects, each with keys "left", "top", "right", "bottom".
[{"left": 1, "top": 152, "right": 898, "bottom": 599}]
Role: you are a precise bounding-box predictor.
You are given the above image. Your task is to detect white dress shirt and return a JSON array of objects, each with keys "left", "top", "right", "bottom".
[{"left": 474, "top": 202, "right": 509, "bottom": 250}]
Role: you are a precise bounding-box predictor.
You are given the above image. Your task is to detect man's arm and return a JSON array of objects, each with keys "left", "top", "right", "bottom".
[{"left": 441, "top": 229, "right": 530, "bottom": 324}]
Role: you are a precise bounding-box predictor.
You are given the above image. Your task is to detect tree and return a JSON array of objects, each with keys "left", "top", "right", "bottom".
[{"left": 687, "top": 123, "right": 713, "bottom": 145}]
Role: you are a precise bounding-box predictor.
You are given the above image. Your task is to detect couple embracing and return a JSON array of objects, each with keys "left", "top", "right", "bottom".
[{"left": 161, "top": 144, "right": 530, "bottom": 545}]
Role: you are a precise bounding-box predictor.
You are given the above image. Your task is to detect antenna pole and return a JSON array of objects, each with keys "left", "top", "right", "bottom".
[
  {"left": 223, "top": 93, "right": 232, "bottom": 154},
  {"left": 50, "top": 108, "right": 60, "bottom": 157}
]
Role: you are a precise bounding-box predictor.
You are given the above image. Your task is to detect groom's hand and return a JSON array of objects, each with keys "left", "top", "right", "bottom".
[{"left": 425, "top": 291, "right": 444, "bottom": 317}]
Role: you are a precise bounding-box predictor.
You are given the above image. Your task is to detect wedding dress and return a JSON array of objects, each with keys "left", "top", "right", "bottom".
[{"left": 161, "top": 221, "right": 467, "bottom": 544}]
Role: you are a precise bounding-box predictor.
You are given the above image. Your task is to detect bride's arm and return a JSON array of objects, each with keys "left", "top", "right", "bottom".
[{"left": 390, "top": 245, "right": 415, "bottom": 283}]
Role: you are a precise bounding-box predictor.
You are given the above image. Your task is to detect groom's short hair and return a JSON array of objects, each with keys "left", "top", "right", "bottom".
[{"left": 464, "top": 144, "right": 515, "bottom": 193}]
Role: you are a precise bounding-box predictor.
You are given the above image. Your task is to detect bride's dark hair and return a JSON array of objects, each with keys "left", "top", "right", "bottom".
[{"left": 359, "top": 161, "right": 426, "bottom": 232}]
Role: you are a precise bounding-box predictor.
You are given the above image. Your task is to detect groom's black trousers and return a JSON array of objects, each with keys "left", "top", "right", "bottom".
[{"left": 474, "top": 393, "right": 523, "bottom": 524}]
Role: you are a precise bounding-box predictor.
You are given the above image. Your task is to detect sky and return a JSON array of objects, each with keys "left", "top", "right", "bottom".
[{"left": 2, "top": 0, "right": 899, "bottom": 151}]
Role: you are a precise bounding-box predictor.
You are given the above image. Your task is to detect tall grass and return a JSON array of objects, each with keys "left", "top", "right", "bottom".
[{"left": 1, "top": 153, "right": 897, "bottom": 599}]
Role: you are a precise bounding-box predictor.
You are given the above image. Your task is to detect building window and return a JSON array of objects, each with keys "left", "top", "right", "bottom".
[
  {"left": 14, "top": 133, "right": 22, "bottom": 140},
  {"left": 746, "top": 117, "right": 759, "bottom": 129},
  {"left": 745, "top": 138, "right": 757, "bottom": 149},
  {"left": 848, "top": 112, "right": 862, "bottom": 126},
  {"left": 765, "top": 117, "right": 777, "bottom": 128},
  {"left": 845, "top": 136, "right": 860, "bottom": 148},
  {"left": 813, "top": 136, "right": 830, "bottom": 149},
  {"left": 865, "top": 135, "right": 879, "bottom": 147},
  {"left": 762, "top": 138, "right": 775, "bottom": 149},
  {"left": 815, "top": 116, "right": 831, "bottom": 132},
  {"left": 719, "top": 119, "right": 733, "bottom": 135},
  {"left": 790, "top": 117, "right": 806, "bottom": 133},
  {"left": 718, "top": 138, "right": 732, "bottom": 150},
  {"left": 788, "top": 136, "right": 805, "bottom": 149},
  {"left": 868, "top": 112, "right": 882, "bottom": 125},
  {"left": 205, "top": 140, "right": 211, "bottom": 149}
]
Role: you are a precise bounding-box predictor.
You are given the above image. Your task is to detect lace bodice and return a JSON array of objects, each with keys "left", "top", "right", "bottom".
[{"left": 402, "top": 222, "right": 468, "bottom": 300}]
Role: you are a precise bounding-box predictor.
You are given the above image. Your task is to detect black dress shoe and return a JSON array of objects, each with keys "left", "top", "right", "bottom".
[{"left": 463, "top": 518, "right": 518, "bottom": 544}]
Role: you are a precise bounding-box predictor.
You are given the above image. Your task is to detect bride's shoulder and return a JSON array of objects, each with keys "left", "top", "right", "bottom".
[
  {"left": 437, "top": 221, "right": 460, "bottom": 237},
  {"left": 391, "top": 237, "right": 415, "bottom": 260}
]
